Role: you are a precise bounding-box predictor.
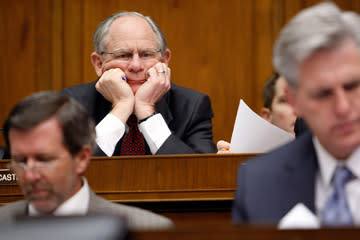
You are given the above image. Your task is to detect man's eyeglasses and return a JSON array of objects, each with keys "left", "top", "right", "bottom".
[
  {"left": 101, "top": 48, "right": 161, "bottom": 62},
  {"left": 8, "top": 160, "right": 55, "bottom": 174}
]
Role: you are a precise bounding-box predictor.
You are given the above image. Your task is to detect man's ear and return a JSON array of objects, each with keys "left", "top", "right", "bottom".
[
  {"left": 91, "top": 52, "right": 103, "bottom": 77},
  {"left": 260, "top": 107, "right": 271, "bottom": 122},
  {"left": 74, "top": 145, "right": 92, "bottom": 175},
  {"left": 161, "top": 49, "right": 171, "bottom": 64}
]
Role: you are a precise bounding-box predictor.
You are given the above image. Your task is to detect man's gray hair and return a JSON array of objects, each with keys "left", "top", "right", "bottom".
[
  {"left": 4, "top": 91, "right": 97, "bottom": 157},
  {"left": 273, "top": 2, "right": 360, "bottom": 88},
  {"left": 93, "top": 11, "right": 168, "bottom": 55}
]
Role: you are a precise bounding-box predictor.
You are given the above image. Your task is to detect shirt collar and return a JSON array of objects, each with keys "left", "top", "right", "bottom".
[
  {"left": 313, "top": 136, "right": 360, "bottom": 186},
  {"left": 29, "top": 177, "right": 90, "bottom": 216}
]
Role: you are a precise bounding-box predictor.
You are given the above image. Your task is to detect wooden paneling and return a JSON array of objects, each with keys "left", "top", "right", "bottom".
[
  {"left": 51, "top": 0, "right": 64, "bottom": 91},
  {"left": 63, "top": 0, "right": 84, "bottom": 88},
  {"left": 1, "top": 0, "right": 360, "bottom": 147},
  {"left": 34, "top": 0, "right": 53, "bottom": 90},
  {"left": 1, "top": 0, "right": 37, "bottom": 133}
]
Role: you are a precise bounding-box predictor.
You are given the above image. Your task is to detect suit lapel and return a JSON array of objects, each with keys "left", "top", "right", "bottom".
[
  {"left": 280, "top": 133, "right": 318, "bottom": 215},
  {"left": 155, "top": 84, "right": 174, "bottom": 126},
  {"left": 12, "top": 200, "right": 30, "bottom": 218},
  {"left": 94, "top": 91, "right": 112, "bottom": 124},
  {"left": 87, "top": 188, "right": 101, "bottom": 214}
]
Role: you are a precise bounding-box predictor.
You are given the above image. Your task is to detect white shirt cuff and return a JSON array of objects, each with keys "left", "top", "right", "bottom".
[
  {"left": 138, "top": 113, "right": 171, "bottom": 154},
  {"left": 95, "top": 114, "right": 125, "bottom": 156}
]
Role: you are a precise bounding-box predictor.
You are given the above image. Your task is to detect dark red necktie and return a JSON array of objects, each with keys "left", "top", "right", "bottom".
[{"left": 120, "top": 115, "right": 146, "bottom": 155}]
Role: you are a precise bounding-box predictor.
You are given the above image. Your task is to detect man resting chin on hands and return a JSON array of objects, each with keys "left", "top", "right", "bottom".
[{"left": 61, "top": 11, "right": 216, "bottom": 156}]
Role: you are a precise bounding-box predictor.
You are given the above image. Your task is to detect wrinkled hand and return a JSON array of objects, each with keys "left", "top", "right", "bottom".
[
  {"left": 134, "top": 62, "right": 171, "bottom": 120},
  {"left": 95, "top": 68, "right": 134, "bottom": 123},
  {"left": 217, "top": 140, "right": 233, "bottom": 154}
]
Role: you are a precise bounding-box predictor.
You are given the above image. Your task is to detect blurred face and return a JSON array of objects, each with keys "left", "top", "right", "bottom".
[
  {"left": 93, "top": 15, "right": 170, "bottom": 94},
  {"left": 269, "top": 77, "right": 296, "bottom": 135},
  {"left": 9, "top": 118, "right": 83, "bottom": 214},
  {"left": 289, "top": 39, "right": 360, "bottom": 159}
]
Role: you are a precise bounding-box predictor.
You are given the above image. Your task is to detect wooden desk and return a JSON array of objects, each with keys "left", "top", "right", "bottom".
[
  {"left": 130, "top": 224, "right": 360, "bottom": 240},
  {"left": 0, "top": 153, "right": 255, "bottom": 223}
]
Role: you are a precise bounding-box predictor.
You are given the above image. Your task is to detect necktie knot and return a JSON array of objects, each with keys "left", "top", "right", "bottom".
[
  {"left": 127, "top": 115, "right": 138, "bottom": 128},
  {"left": 120, "top": 115, "right": 146, "bottom": 155},
  {"left": 332, "top": 166, "right": 353, "bottom": 188}
]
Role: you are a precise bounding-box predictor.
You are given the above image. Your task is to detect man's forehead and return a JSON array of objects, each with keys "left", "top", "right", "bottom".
[
  {"left": 298, "top": 41, "right": 360, "bottom": 84},
  {"left": 109, "top": 15, "right": 156, "bottom": 40},
  {"left": 9, "top": 118, "right": 63, "bottom": 146}
]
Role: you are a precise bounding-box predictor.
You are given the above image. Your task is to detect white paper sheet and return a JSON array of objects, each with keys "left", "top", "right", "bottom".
[{"left": 230, "top": 99, "right": 295, "bottom": 153}]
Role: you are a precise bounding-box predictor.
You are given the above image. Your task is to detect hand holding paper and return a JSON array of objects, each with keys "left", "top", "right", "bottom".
[{"left": 230, "top": 99, "right": 294, "bottom": 153}]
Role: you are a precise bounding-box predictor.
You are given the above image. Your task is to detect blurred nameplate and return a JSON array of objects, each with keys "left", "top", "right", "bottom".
[{"left": 0, "top": 161, "right": 17, "bottom": 185}]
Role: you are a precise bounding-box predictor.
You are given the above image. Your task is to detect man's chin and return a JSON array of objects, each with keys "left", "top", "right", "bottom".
[
  {"left": 338, "top": 135, "right": 360, "bottom": 151},
  {"left": 26, "top": 190, "right": 56, "bottom": 213},
  {"left": 323, "top": 134, "right": 360, "bottom": 159},
  {"left": 129, "top": 82, "right": 144, "bottom": 94},
  {"left": 31, "top": 200, "right": 57, "bottom": 214}
]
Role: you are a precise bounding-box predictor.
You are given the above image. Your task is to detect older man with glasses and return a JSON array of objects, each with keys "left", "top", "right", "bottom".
[{"left": 60, "top": 11, "right": 216, "bottom": 156}]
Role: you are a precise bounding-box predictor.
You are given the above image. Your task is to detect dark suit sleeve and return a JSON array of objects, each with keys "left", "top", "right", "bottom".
[
  {"left": 60, "top": 84, "right": 109, "bottom": 157},
  {"left": 232, "top": 163, "right": 247, "bottom": 223},
  {"left": 92, "top": 146, "right": 108, "bottom": 156},
  {"left": 0, "top": 146, "right": 6, "bottom": 159},
  {"left": 60, "top": 87, "right": 75, "bottom": 98},
  {"left": 156, "top": 94, "right": 217, "bottom": 154},
  {"left": 59, "top": 85, "right": 94, "bottom": 112}
]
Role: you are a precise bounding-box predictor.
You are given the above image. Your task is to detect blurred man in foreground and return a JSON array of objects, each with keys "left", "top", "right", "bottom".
[
  {"left": 233, "top": 3, "right": 360, "bottom": 227},
  {"left": 0, "top": 91, "right": 172, "bottom": 230}
]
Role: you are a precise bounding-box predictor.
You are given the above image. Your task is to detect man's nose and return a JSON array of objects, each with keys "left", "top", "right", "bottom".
[
  {"left": 334, "top": 89, "right": 351, "bottom": 117},
  {"left": 24, "top": 159, "right": 41, "bottom": 182},
  {"left": 127, "top": 54, "right": 144, "bottom": 73}
]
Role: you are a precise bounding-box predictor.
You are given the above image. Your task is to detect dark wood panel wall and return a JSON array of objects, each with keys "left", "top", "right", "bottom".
[{"left": 1, "top": 0, "right": 360, "bottom": 146}]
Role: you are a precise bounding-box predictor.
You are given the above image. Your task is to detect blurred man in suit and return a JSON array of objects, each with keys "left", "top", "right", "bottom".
[
  {"left": 0, "top": 146, "right": 5, "bottom": 159},
  {"left": 217, "top": 72, "right": 296, "bottom": 153},
  {"left": 0, "top": 91, "right": 172, "bottom": 230},
  {"left": 233, "top": 2, "right": 360, "bottom": 226},
  {"left": 0, "top": 128, "right": 9, "bottom": 159},
  {"left": 61, "top": 11, "right": 216, "bottom": 156}
]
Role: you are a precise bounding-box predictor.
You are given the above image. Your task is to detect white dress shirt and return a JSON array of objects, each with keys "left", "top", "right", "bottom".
[
  {"left": 29, "top": 177, "right": 90, "bottom": 216},
  {"left": 314, "top": 137, "right": 360, "bottom": 225},
  {"left": 96, "top": 113, "right": 171, "bottom": 156}
]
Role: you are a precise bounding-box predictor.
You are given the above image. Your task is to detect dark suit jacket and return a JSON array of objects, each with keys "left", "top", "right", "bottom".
[
  {"left": 294, "top": 118, "right": 310, "bottom": 137},
  {"left": 232, "top": 132, "right": 318, "bottom": 224},
  {"left": 60, "top": 82, "right": 216, "bottom": 156},
  {"left": 0, "top": 188, "right": 173, "bottom": 230},
  {"left": 0, "top": 146, "right": 5, "bottom": 159}
]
